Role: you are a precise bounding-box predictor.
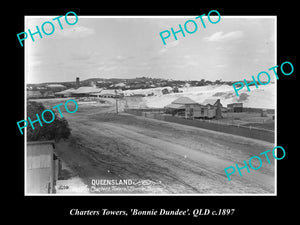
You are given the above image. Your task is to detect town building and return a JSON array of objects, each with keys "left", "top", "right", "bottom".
[
  {"left": 164, "top": 97, "right": 222, "bottom": 119},
  {"left": 227, "top": 103, "right": 243, "bottom": 113},
  {"left": 54, "top": 88, "right": 76, "bottom": 98},
  {"left": 164, "top": 97, "right": 194, "bottom": 117},
  {"left": 70, "top": 86, "right": 102, "bottom": 97},
  {"left": 27, "top": 90, "right": 43, "bottom": 99},
  {"left": 97, "top": 89, "right": 124, "bottom": 98}
]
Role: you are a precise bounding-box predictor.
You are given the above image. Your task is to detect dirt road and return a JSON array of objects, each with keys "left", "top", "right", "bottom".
[{"left": 50, "top": 99, "right": 275, "bottom": 194}]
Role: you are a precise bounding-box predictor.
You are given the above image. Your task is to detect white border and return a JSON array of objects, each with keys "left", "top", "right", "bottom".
[{"left": 24, "top": 15, "right": 277, "bottom": 196}]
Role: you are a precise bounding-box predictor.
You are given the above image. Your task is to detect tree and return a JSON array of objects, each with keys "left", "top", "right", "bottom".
[
  {"left": 214, "top": 79, "right": 222, "bottom": 85},
  {"left": 199, "top": 79, "right": 206, "bottom": 86},
  {"left": 27, "top": 101, "right": 71, "bottom": 142},
  {"left": 161, "top": 88, "right": 169, "bottom": 95}
]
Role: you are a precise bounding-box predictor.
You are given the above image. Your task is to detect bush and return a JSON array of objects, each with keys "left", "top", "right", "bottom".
[{"left": 27, "top": 101, "right": 71, "bottom": 142}]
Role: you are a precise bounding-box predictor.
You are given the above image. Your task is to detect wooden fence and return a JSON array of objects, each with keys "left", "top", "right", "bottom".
[{"left": 124, "top": 108, "right": 274, "bottom": 143}]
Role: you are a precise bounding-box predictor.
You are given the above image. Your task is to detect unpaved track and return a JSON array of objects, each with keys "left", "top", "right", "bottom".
[{"left": 52, "top": 101, "right": 275, "bottom": 194}]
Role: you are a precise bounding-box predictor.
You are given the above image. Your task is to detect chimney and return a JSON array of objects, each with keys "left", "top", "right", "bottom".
[
  {"left": 215, "top": 99, "right": 222, "bottom": 119},
  {"left": 76, "top": 77, "right": 80, "bottom": 89}
]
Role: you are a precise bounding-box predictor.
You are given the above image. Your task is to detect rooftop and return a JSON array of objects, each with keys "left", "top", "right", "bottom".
[
  {"left": 171, "top": 97, "right": 198, "bottom": 105},
  {"left": 100, "top": 89, "right": 123, "bottom": 95},
  {"left": 164, "top": 103, "right": 185, "bottom": 109},
  {"left": 46, "top": 84, "right": 66, "bottom": 88},
  {"left": 55, "top": 88, "right": 75, "bottom": 94},
  {"left": 201, "top": 98, "right": 218, "bottom": 105},
  {"left": 71, "top": 87, "right": 102, "bottom": 94}
]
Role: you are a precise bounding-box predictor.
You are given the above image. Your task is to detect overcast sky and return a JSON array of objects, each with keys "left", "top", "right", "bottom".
[{"left": 25, "top": 16, "right": 276, "bottom": 84}]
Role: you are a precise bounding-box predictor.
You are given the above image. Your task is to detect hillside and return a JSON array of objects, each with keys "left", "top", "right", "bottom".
[
  {"left": 27, "top": 77, "right": 275, "bottom": 109},
  {"left": 27, "top": 77, "right": 237, "bottom": 90},
  {"left": 136, "top": 83, "right": 276, "bottom": 109}
]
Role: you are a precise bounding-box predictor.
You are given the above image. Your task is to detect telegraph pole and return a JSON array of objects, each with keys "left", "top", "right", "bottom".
[
  {"left": 116, "top": 98, "right": 118, "bottom": 114},
  {"left": 115, "top": 89, "right": 118, "bottom": 114}
]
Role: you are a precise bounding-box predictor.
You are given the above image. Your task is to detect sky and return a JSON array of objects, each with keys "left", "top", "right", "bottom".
[{"left": 25, "top": 15, "right": 276, "bottom": 84}]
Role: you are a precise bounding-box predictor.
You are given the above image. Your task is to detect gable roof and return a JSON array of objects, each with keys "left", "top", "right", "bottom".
[
  {"left": 164, "top": 103, "right": 185, "bottom": 109},
  {"left": 171, "top": 97, "right": 198, "bottom": 105},
  {"left": 201, "top": 98, "right": 218, "bottom": 106},
  {"left": 55, "top": 88, "right": 75, "bottom": 94},
  {"left": 100, "top": 89, "right": 123, "bottom": 95},
  {"left": 201, "top": 98, "right": 222, "bottom": 106},
  {"left": 71, "top": 86, "right": 102, "bottom": 94}
]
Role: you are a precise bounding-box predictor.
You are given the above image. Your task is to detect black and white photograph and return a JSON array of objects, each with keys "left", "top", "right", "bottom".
[{"left": 22, "top": 15, "right": 277, "bottom": 195}]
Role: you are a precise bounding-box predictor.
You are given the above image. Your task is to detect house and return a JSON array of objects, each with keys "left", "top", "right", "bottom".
[
  {"left": 27, "top": 90, "right": 43, "bottom": 99},
  {"left": 227, "top": 103, "right": 243, "bottom": 112},
  {"left": 185, "top": 102, "right": 221, "bottom": 119},
  {"left": 200, "top": 98, "right": 222, "bottom": 119},
  {"left": 164, "top": 103, "right": 186, "bottom": 116},
  {"left": 165, "top": 97, "right": 222, "bottom": 119},
  {"left": 164, "top": 97, "right": 198, "bottom": 117}
]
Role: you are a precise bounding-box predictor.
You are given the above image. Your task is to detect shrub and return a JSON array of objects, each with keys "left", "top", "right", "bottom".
[{"left": 27, "top": 101, "right": 71, "bottom": 142}]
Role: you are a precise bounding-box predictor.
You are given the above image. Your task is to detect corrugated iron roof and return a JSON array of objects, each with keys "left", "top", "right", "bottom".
[
  {"left": 100, "top": 89, "right": 123, "bottom": 95},
  {"left": 55, "top": 88, "right": 75, "bottom": 94},
  {"left": 201, "top": 98, "right": 218, "bottom": 105},
  {"left": 171, "top": 97, "right": 198, "bottom": 105},
  {"left": 71, "top": 87, "right": 102, "bottom": 94},
  {"left": 164, "top": 103, "right": 185, "bottom": 109}
]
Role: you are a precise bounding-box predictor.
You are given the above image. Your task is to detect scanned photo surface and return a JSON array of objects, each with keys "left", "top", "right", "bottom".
[{"left": 24, "top": 16, "right": 276, "bottom": 195}]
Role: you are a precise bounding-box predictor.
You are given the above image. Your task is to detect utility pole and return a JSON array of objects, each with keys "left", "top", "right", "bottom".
[
  {"left": 115, "top": 89, "right": 118, "bottom": 114},
  {"left": 116, "top": 98, "right": 118, "bottom": 114}
]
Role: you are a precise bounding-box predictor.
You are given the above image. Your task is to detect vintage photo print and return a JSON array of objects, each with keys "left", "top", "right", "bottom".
[{"left": 23, "top": 15, "right": 276, "bottom": 195}]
